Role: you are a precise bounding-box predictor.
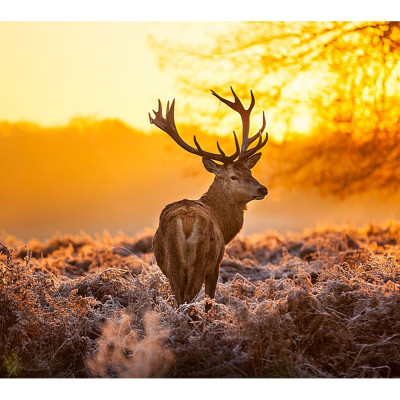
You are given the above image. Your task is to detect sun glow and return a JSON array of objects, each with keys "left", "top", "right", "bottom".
[
  {"left": 291, "top": 113, "right": 313, "bottom": 135},
  {"left": 0, "top": 22, "right": 210, "bottom": 131},
  {"left": 1, "top": 21, "right": 400, "bottom": 241},
  {"left": 0, "top": 22, "right": 334, "bottom": 142}
]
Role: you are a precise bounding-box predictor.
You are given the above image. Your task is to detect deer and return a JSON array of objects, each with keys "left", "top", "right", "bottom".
[{"left": 149, "top": 87, "right": 268, "bottom": 308}]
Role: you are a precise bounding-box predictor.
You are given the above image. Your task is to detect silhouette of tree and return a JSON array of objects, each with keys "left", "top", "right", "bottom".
[{"left": 152, "top": 22, "right": 400, "bottom": 196}]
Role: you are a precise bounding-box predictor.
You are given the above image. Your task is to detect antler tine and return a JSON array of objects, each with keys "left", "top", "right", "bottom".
[
  {"left": 166, "top": 99, "right": 176, "bottom": 129},
  {"left": 238, "top": 112, "right": 268, "bottom": 160},
  {"left": 194, "top": 131, "right": 240, "bottom": 162},
  {"left": 149, "top": 99, "right": 239, "bottom": 163},
  {"left": 232, "top": 130, "right": 240, "bottom": 154},
  {"left": 216, "top": 141, "right": 226, "bottom": 157},
  {"left": 211, "top": 87, "right": 262, "bottom": 157},
  {"left": 247, "top": 111, "right": 266, "bottom": 147},
  {"left": 150, "top": 90, "right": 267, "bottom": 164},
  {"left": 211, "top": 86, "right": 253, "bottom": 114},
  {"left": 239, "top": 131, "right": 269, "bottom": 160},
  {"left": 244, "top": 88, "right": 255, "bottom": 113}
]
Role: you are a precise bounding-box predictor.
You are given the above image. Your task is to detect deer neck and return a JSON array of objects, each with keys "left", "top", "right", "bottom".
[{"left": 200, "top": 179, "right": 246, "bottom": 244}]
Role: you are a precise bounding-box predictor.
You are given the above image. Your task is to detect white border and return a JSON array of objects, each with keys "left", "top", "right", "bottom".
[
  {"left": 0, "top": 0, "right": 399, "bottom": 21},
  {"left": 1, "top": 379, "right": 399, "bottom": 400}
]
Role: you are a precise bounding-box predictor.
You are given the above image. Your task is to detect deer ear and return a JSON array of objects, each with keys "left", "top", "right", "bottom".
[
  {"left": 243, "top": 153, "right": 262, "bottom": 169},
  {"left": 202, "top": 158, "right": 221, "bottom": 174}
]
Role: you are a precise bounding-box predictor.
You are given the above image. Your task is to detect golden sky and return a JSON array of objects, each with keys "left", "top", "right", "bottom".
[
  {"left": 0, "top": 22, "right": 317, "bottom": 141},
  {"left": 0, "top": 22, "right": 215, "bottom": 131},
  {"left": 1, "top": 20, "right": 399, "bottom": 241}
]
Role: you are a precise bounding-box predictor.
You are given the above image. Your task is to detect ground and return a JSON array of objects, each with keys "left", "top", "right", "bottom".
[{"left": 1, "top": 224, "right": 399, "bottom": 378}]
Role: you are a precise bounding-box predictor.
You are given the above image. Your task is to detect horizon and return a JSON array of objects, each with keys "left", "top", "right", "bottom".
[
  {"left": 1, "top": 21, "right": 400, "bottom": 241},
  {"left": 1, "top": 117, "right": 400, "bottom": 242}
]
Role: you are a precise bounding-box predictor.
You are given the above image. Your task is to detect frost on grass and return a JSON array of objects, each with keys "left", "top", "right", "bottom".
[
  {"left": 87, "top": 311, "right": 174, "bottom": 378},
  {"left": 0, "top": 224, "right": 400, "bottom": 377}
]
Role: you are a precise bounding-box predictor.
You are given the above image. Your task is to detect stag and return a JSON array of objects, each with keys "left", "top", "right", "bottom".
[{"left": 149, "top": 87, "right": 268, "bottom": 307}]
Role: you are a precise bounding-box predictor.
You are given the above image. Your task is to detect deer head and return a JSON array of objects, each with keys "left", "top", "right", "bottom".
[{"left": 149, "top": 87, "right": 268, "bottom": 204}]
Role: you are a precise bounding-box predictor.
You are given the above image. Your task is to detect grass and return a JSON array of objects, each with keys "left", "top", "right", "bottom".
[{"left": 1, "top": 223, "right": 399, "bottom": 378}]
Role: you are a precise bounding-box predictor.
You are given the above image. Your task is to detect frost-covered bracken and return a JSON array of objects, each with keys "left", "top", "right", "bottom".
[{"left": 0, "top": 224, "right": 399, "bottom": 377}]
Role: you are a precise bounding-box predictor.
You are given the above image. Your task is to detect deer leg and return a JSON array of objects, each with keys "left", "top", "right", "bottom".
[
  {"left": 204, "top": 262, "right": 221, "bottom": 312},
  {"left": 168, "top": 270, "right": 186, "bottom": 305},
  {"left": 183, "top": 251, "right": 207, "bottom": 304},
  {"left": 205, "top": 266, "right": 219, "bottom": 299},
  {"left": 184, "top": 276, "right": 204, "bottom": 304},
  {"left": 170, "top": 257, "right": 205, "bottom": 305}
]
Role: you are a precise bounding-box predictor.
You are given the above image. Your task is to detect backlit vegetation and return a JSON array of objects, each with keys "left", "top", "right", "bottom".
[
  {"left": 1, "top": 224, "right": 399, "bottom": 377},
  {"left": 152, "top": 21, "right": 400, "bottom": 195}
]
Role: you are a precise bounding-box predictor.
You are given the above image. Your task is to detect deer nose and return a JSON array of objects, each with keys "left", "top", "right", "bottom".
[{"left": 258, "top": 186, "right": 268, "bottom": 196}]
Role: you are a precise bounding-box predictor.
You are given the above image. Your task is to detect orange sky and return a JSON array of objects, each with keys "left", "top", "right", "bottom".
[
  {"left": 0, "top": 22, "right": 242, "bottom": 131},
  {"left": 0, "top": 22, "right": 315, "bottom": 141},
  {"left": 1, "top": 21, "right": 400, "bottom": 241},
  {"left": 0, "top": 22, "right": 313, "bottom": 241},
  {"left": 0, "top": 22, "right": 178, "bottom": 130}
]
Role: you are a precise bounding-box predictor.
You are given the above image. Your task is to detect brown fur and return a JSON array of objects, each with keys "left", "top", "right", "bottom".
[
  {"left": 153, "top": 160, "right": 267, "bottom": 306},
  {"left": 181, "top": 215, "right": 196, "bottom": 239}
]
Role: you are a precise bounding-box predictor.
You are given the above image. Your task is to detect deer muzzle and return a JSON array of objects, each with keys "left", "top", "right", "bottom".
[{"left": 253, "top": 186, "right": 268, "bottom": 200}]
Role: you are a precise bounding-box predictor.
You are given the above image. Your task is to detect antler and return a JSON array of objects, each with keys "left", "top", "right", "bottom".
[
  {"left": 149, "top": 99, "right": 240, "bottom": 164},
  {"left": 149, "top": 87, "right": 267, "bottom": 164},
  {"left": 211, "top": 86, "right": 268, "bottom": 161}
]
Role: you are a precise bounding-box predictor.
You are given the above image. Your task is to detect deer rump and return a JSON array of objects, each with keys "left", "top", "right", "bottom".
[{"left": 153, "top": 199, "right": 224, "bottom": 305}]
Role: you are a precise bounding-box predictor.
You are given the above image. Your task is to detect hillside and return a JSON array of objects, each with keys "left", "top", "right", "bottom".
[{"left": 1, "top": 223, "right": 400, "bottom": 378}]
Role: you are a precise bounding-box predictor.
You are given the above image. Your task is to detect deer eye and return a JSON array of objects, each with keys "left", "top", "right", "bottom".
[{"left": 230, "top": 176, "right": 239, "bottom": 181}]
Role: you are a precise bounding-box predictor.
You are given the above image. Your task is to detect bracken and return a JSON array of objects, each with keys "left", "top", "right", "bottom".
[{"left": 0, "top": 224, "right": 399, "bottom": 378}]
